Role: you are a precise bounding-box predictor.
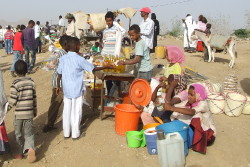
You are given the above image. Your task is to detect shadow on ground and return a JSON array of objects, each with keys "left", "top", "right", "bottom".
[{"left": 240, "top": 78, "right": 250, "bottom": 96}]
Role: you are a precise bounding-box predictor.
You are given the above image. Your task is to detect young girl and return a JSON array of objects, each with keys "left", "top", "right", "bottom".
[
  {"left": 164, "top": 83, "right": 216, "bottom": 153},
  {"left": 162, "top": 45, "right": 185, "bottom": 79},
  {"left": 4, "top": 25, "right": 14, "bottom": 55},
  {"left": 140, "top": 74, "right": 187, "bottom": 125}
]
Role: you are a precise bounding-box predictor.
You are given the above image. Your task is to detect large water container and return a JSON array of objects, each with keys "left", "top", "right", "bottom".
[
  {"left": 157, "top": 132, "right": 185, "bottom": 167},
  {"left": 156, "top": 120, "right": 190, "bottom": 156}
]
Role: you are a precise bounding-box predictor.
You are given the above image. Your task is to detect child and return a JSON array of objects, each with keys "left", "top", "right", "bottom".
[
  {"left": 204, "top": 23, "right": 211, "bottom": 36},
  {"left": 43, "top": 35, "right": 70, "bottom": 133},
  {"left": 101, "top": 11, "right": 125, "bottom": 96},
  {"left": 90, "top": 42, "right": 100, "bottom": 55},
  {"left": 57, "top": 37, "right": 113, "bottom": 139},
  {"left": 164, "top": 83, "right": 216, "bottom": 153},
  {"left": 118, "top": 24, "right": 153, "bottom": 82},
  {"left": 101, "top": 11, "right": 124, "bottom": 57},
  {"left": 4, "top": 25, "right": 14, "bottom": 55},
  {"left": 8, "top": 60, "right": 37, "bottom": 163},
  {"left": 140, "top": 74, "right": 187, "bottom": 125},
  {"left": 10, "top": 25, "right": 26, "bottom": 77}
]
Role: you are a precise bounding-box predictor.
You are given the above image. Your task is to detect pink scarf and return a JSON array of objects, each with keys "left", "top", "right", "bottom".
[{"left": 165, "top": 45, "right": 185, "bottom": 65}]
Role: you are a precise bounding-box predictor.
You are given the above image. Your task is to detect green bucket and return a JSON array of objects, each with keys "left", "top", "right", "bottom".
[{"left": 126, "top": 130, "right": 146, "bottom": 148}]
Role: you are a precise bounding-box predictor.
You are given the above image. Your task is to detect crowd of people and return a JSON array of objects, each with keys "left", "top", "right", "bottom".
[{"left": 0, "top": 8, "right": 216, "bottom": 164}]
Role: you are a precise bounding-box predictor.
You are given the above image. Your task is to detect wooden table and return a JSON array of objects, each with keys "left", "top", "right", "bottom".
[{"left": 93, "top": 71, "right": 136, "bottom": 120}]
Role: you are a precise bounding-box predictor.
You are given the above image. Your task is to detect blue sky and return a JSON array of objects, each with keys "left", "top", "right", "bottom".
[{"left": 0, "top": 0, "right": 249, "bottom": 33}]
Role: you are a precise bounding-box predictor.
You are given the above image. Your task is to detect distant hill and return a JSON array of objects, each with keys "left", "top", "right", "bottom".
[{"left": 0, "top": 18, "right": 30, "bottom": 27}]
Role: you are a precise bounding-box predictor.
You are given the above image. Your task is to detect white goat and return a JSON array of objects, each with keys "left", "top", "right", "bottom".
[{"left": 192, "top": 30, "right": 236, "bottom": 68}]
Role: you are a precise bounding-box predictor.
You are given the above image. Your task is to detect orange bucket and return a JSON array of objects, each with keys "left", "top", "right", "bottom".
[{"left": 114, "top": 104, "right": 141, "bottom": 136}]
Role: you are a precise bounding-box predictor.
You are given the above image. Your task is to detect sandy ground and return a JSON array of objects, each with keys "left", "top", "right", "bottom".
[{"left": 0, "top": 37, "right": 250, "bottom": 167}]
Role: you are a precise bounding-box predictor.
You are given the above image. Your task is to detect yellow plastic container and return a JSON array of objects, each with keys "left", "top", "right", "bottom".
[{"left": 155, "top": 46, "right": 166, "bottom": 59}]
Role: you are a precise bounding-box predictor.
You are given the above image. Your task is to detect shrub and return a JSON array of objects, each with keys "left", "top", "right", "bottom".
[
  {"left": 233, "top": 29, "right": 250, "bottom": 38},
  {"left": 167, "top": 20, "right": 182, "bottom": 37}
]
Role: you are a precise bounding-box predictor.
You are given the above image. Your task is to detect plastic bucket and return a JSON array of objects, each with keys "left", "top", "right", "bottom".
[
  {"left": 242, "top": 96, "right": 250, "bottom": 115},
  {"left": 144, "top": 128, "right": 158, "bottom": 155},
  {"left": 155, "top": 120, "right": 189, "bottom": 156},
  {"left": 224, "top": 92, "right": 247, "bottom": 117},
  {"left": 114, "top": 104, "right": 141, "bottom": 136},
  {"left": 155, "top": 46, "right": 166, "bottom": 59},
  {"left": 126, "top": 130, "right": 146, "bottom": 148},
  {"left": 207, "top": 94, "right": 225, "bottom": 114}
]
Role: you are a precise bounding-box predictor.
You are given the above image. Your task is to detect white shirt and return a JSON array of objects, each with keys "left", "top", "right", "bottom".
[
  {"left": 34, "top": 24, "right": 41, "bottom": 39},
  {"left": 59, "top": 18, "right": 65, "bottom": 27},
  {"left": 139, "top": 17, "right": 155, "bottom": 49}
]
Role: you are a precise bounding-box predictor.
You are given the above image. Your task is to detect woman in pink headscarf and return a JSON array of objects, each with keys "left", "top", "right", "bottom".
[
  {"left": 163, "top": 45, "right": 185, "bottom": 79},
  {"left": 164, "top": 83, "right": 216, "bottom": 154}
]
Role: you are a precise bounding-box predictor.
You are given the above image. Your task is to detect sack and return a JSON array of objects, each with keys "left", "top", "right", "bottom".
[{"left": 89, "top": 13, "right": 106, "bottom": 32}]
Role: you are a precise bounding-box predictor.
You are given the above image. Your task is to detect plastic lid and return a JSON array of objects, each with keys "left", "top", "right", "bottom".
[{"left": 129, "top": 79, "right": 152, "bottom": 106}]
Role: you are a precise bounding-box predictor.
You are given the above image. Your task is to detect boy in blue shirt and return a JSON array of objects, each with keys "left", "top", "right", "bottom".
[
  {"left": 57, "top": 37, "right": 112, "bottom": 139},
  {"left": 118, "top": 24, "right": 153, "bottom": 82}
]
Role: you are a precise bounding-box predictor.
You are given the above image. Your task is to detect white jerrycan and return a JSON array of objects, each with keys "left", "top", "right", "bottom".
[{"left": 157, "top": 131, "right": 185, "bottom": 167}]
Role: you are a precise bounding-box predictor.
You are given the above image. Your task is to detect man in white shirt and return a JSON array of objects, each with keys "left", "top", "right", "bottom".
[
  {"left": 139, "top": 7, "right": 154, "bottom": 50},
  {"left": 34, "top": 21, "right": 41, "bottom": 53},
  {"left": 58, "top": 15, "right": 65, "bottom": 37}
]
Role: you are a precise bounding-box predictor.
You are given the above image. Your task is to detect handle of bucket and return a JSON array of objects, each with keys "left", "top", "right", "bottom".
[{"left": 154, "top": 116, "right": 164, "bottom": 124}]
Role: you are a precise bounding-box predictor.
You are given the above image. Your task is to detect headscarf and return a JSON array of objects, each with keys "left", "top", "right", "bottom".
[
  {"left": 165, "top": 46, "right": 185, "bottom": 65},
  {"left": 187, "top": 83, "right": 207, "bottom": 108}
]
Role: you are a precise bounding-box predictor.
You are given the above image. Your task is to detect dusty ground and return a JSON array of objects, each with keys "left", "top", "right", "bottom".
[{"left": 0, "top": 37, "right": 250, "bottom": 167}]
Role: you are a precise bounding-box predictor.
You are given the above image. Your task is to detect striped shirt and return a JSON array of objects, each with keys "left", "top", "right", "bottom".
[
  {"left": 51, "top": 49, "right": 67, "bottom": 88},
  {"left": 9, "top": 77, "right": 37, "bottom": 119},
  {"left": 101, "top": 25, "right": 122, "bottom": 56}
]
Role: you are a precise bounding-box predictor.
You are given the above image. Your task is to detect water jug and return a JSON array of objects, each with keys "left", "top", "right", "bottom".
[{"left": 157, "top": 131, "right": 185, "bottom": 167}]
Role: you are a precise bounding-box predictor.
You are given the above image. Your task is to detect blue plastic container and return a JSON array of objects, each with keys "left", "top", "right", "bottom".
[
  {"left": 155, "top": 120, "right": 190, "bottom": 156},
  {"left": 144, "top": 128, "right": 158, "bottom": 155}
]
